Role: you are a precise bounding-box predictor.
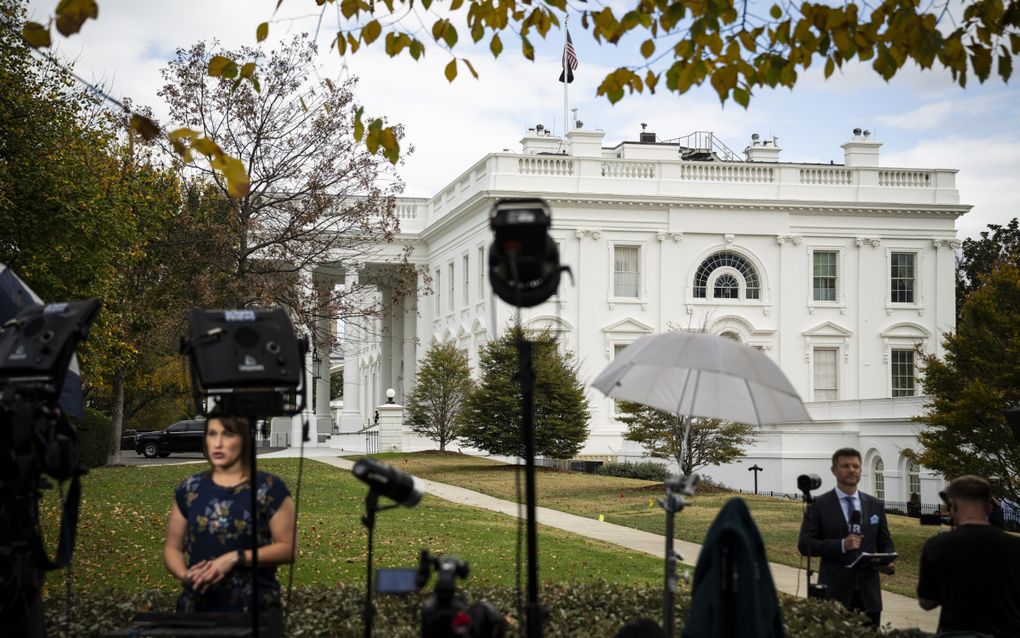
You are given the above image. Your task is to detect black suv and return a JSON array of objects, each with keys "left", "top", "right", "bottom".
[{"left": 135, "top": 419, "right": 206, "bottom": 458}]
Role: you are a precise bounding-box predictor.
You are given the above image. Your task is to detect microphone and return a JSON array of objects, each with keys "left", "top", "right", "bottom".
[
  {"left": 849, "top": 509, "right": 862, "bottom": 536},
  {"left": 352, "top": 458, "right": 424, "bottom": 507}
]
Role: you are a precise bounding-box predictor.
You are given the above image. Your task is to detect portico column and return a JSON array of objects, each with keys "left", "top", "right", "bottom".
[
  {"left": 402, "top": 293, "right": 417, "bottom": 402},
  {"left": 314, "top": 307, "right": 333, "bottom": 441},
  {"left": 340, "top": 269, "right": 364, "bottom": 433}
]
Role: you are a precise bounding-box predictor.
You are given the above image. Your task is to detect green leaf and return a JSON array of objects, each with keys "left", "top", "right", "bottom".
[
  {"left": 354, "top": 107, "right": 365, "bottom": 141},
  {"left": 363, "top": 20, "right": 381, "bottom": 44},
  {"left": 299, "top": 96, "right": 308, "bottom": 112},
  {"left": 251, "top": 77, "right": 261, "bottom": 93},
  {"left": 207, "top": 55, "right": 238, "bottom": 79},
  {"left": 521, "top": 35, "right": 535, "bottom": 60},
  {"left": 240, "top": 63, "right": 256, "bottom": 78},
  {"left": 732, "top": 86, "right": 750, "bottom": 108},
  {"left": 54, "top": 0, "right": 98, "bottom": 37},
  {"left": 444, "top": 59, "right": 458, "bottom": 82},
  {"left": 640, "top": 39, "right": 655, "bottom": 59},
  {"left": 490, "top": 33, "right": 503, "bottom": 57},
  {"left": 770, "top": 4, "right": 782, "bottom": 19},
  {"left": 463, "top": 58, "right": 478, "bottom": 79},
  {"left": 336, "top": 32, "right": 347, "bottom": 55},
  {"left": 409, "top": 39, "right": 425, "bottom": 60},
  {"left": 256, "top": 22, "right": 269, "bottom": 43},
  {"left": 22, "top": 22, "right": 51, "bottom": 48},
  {"left": 999, "top": 52, "right": 1013, "bottom": 82},
  {"left": 380, "top": 126, "right": 400, "bottom": 164}
]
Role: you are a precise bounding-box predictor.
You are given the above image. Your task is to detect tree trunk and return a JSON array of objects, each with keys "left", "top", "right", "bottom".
[{"left": 107, "top": 369, "right": 126, "bottom": 466}]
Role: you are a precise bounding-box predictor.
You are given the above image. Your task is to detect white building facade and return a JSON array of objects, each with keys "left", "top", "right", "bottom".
[{"left": 309, "top": 125, "right": 968, "bottom": 505}]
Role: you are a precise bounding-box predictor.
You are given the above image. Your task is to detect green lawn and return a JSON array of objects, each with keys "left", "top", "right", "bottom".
[
  {"left": 37, "top": 459, "right": 666, "bottom": 597},
  {"left": 369, "top": 451, "right": 941, "bottom": 598}
]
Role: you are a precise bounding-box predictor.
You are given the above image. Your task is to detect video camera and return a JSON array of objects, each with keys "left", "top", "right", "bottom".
[
  {"left": 377, "top": 550, "right": 505, "bottom": 638},
  {"left": 0, "top": 298, "right": 101, "bottom": 638}
]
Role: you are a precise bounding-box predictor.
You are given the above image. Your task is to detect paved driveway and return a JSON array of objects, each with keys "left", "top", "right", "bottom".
[{"left": 116, "top": 447, "right": 287, "bottom": 467}]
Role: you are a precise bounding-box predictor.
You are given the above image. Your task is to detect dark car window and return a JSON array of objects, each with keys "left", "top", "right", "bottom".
[
  {"left": 187, "top": 421, "right": 206, "bottom": 432},
  {"left": 168, "top": 422, "right": 188, "bottom": 433}
]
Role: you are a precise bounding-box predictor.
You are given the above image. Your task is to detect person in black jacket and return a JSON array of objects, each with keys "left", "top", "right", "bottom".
[
  {"left": 797, "top": 448, "right": 895, "bottom": 628},
  {"left": 917, "top": 475, "right": 1020, "bottom": 637}
]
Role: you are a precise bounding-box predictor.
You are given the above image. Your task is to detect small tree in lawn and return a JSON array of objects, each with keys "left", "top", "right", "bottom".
[
  {"left": 460, "top": 326, "right": 589, "bottom": 459},
  {"left": 405, "top": 343, "right": 474, "bottom": 452},
  {"left": 616, "top": 401, "right": 756, "bottom": 475}
]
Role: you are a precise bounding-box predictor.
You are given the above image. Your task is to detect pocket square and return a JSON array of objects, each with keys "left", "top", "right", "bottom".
[{"left": 870, "top": 514, "right": 880, "bottom": 525}]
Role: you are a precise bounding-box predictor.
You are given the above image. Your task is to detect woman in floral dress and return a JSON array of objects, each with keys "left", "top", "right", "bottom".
[{"left": 163, "top": 416, "right": 296, "bottom": 612}]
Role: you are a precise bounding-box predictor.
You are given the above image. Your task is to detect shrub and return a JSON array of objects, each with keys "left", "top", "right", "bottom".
[
  {"left": 596, "top": 461, "right": 669, "bottom": 481},
  {"left": 75, "top": 407, "right": 112, "bottom": 469},
  {"left": 42, "top": 583, "right": 922, "bottom": 637}
]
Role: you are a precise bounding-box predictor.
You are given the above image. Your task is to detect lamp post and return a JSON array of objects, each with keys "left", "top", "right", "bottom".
[
  {"left": 748, "top": 464, "right": 763, "bottom": 495},
  {"left": 385, "top": 387, "right": 396, "bottom": 404}
]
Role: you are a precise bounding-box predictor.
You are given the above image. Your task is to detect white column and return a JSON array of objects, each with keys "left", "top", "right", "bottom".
[
  {"left": 402, "top": 294, "right": 417, "bottom": 402},
  {"left": 340, "top": 269, "right": 364, "bottom": 433},
  {"left": 314, "top": 309, "right": 333, "bottom": 441}
]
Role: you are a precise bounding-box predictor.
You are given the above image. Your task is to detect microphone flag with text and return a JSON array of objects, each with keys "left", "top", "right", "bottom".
[
  {"left": 849, "top": 509, "right": 862, "bottom": 536},
  {"left": 352, "top": 458, "right": 424, "bottom": 507}
]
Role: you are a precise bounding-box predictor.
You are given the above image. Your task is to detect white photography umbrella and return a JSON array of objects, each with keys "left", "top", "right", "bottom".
[{"left": 592, "top": 331, "right": 811, "bottom": 426}]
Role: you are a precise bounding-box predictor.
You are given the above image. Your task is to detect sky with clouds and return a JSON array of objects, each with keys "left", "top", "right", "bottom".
[{"left": 25, "top": 0, "right": 1020, "bottom": 239}]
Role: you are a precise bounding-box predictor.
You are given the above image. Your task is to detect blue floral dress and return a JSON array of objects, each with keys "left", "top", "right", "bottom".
[{"left": 174, "top": 471, "right": 291, "bottom": 612}]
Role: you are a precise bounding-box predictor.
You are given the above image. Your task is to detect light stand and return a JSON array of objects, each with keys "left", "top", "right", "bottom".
[
  {"left": 660, "top": 474, "right": 697, "bottom": 638},
  {"left": 800, "top": 487, "right": 826, "bottom": 600},
  {"left": 516, "top": 337, "right": 543, "bottom": 638},
  {"left": 361, "top": 490, "right": 399, "bottom": 638}
]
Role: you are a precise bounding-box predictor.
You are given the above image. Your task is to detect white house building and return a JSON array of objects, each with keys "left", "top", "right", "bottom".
[{"left": 291, "top": 124, "right": 969, "bottom": 505}]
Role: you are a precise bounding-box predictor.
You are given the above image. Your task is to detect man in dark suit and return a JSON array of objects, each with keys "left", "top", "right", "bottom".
[{"left": 797, "top": 447, "right": 896, "bottom": 628}]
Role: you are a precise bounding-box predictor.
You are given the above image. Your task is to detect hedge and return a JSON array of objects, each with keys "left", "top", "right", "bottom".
[
  {"left": 43, "top": 582, "right": 926, "bottom": 637},
  {"left": 596, "top": 461, "right": 670, "bottom": 482}
]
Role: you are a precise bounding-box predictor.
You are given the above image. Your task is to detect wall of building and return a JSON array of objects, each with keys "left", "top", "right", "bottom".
[{"left": 339, "top": 128, "right": 968, "bottom": 500}]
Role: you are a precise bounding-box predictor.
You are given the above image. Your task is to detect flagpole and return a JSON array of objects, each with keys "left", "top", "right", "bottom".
[{"left": 563, "top": 13, "right": 569, "bottom": 139}]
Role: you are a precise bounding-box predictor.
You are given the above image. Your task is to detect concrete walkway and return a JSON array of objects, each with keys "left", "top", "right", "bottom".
[{"left": 296, "top": 452, "right": 937, "bottom": 633}]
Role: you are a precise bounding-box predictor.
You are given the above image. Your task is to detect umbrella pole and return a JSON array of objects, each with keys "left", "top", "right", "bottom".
[{"left": 517, "top": 338, "right": 543, "bottom": 638}]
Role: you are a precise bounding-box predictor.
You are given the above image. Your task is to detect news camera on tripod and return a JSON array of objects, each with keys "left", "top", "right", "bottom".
[{"left": 0, "top": 298, "right": 101, "bottom": 638}]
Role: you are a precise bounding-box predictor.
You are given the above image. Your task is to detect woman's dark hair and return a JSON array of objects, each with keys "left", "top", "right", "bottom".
[{"left": 203, "top": 415, "right": 252, "bottom": 477}]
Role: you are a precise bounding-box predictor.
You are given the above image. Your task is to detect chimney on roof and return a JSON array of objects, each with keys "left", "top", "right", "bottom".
[
  {"left": 639, "top": 123, "right": 656, "bottom": 144},
  {"left": 744, "top": 132, "right": 782, "bottom": 162},
  {"left": 520, "top": 123, "right": 562, "bottom": 154},
  {"left": 841, "top": 127, "right": 882, "bottom": 167}
]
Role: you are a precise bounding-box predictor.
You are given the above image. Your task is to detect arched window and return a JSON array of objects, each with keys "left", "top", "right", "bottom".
[
  {"left": 719, "top": 331, "right": 742, "bottom": 342},
  {"left": 872, "top": 456, "right": 885, "bottom": 501},
  {"left": 714, "top": 273, "right": 739, "bottom": 298},
  {"left": 907, "top": 459, "right": 921, "bottom": 498},
  {"left": 693, "top": 251, "right": 761, "bottom": 300}
]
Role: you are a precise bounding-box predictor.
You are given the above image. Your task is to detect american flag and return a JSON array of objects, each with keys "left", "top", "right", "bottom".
[{"left": 558, "top": 30, "right": 578, "bottom": 84}]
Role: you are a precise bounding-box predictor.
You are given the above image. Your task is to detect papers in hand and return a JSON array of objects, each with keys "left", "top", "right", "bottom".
[{"left": 845, "top": 552, "right": 898, "bottom": 571}]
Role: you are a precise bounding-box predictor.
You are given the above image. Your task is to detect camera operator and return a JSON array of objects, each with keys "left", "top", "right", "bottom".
[
  {"left": 797, "top": 448, "right": 895, "bottom": 628},
  {"left": 916, "top": 475, "right": 1020, "bottom": 637}
]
